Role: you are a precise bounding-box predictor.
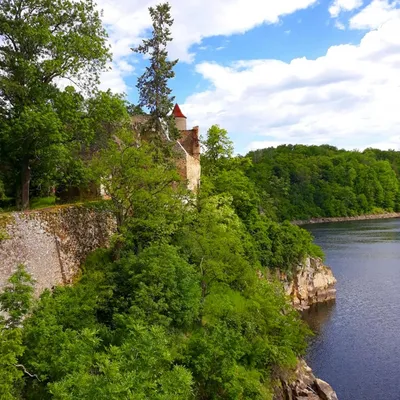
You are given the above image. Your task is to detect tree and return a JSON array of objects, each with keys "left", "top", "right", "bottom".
[
  {"left": 0, "top": 0, "right": 110, "bottom": 209},
  {"left": 0, "top": 265, "right": 35, "bottom": 399},
  {"left": 132, "top": 2, "right": 179, "bottom": 140},
  {"left": 201, "top": 125, "right": 234, "bottom": 175},
  {"left": 0, "top": 264, "right": 35, "bottom": 328},
  {"left": 0, "top": 320, "right": 25, "bottom": 400},
  {"left": 92, "top": 128, "right": 185, "bottom": 253}
]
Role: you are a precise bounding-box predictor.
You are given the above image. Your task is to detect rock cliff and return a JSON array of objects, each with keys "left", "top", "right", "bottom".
[
  {"left": 276, "top": 259, "right": 339, "bottom": 399},
  {"left": 275, "top": 359, "right": 338, "bottom": 400},
  {"left": 281, "top": 257, "right": 337, "bottom": 310}
]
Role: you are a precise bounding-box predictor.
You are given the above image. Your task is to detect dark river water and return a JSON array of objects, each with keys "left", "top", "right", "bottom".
[{"left": 302, "top": 218, "right": 400, "bottom": 400}]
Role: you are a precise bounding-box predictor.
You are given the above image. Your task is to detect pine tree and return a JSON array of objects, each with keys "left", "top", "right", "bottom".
[{"left": 132, "top": 2, "right": 179, "bottom": 141}]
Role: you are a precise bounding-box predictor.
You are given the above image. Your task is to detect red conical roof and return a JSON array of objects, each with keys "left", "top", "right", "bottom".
[{"left": 172, "top": 103, "right": 187, "bottom": 118}]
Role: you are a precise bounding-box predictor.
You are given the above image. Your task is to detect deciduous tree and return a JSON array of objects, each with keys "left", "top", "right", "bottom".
[{"left": 0, "top": 0, "right": 110, "bottom": 208}]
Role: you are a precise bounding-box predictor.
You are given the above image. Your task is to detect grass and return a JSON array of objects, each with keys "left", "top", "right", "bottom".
[{"left": 30, "top": 196, "right": 57, "bottom": 210}]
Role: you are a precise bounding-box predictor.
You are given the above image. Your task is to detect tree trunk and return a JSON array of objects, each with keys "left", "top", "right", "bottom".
[{"left": 21, "top": 160, "right": 31, "bottom": 210}]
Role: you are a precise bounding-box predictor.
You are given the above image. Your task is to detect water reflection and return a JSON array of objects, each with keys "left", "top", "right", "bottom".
[{"left": 302, "top": 300, "right": 336, "bottom": 336}]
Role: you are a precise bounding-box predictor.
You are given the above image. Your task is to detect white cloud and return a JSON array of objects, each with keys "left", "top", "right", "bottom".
[
  {"left": 98, "top": 0, "right": 318, "bottom": 62},
  {"left": 334, "top": 20, "right": 346, "bottom": 29},
  {"left": 182, "top": 18, "right": 400, "bottom": 152},
  {"left": 99, "top": 61, "right": 134, "bottom": 94},
  {"left": 329, "top": 0, "right": 363, "bottom": 17},
  {"left": 350, "top": 0, "right": 400, "bottom": 29},
  {"left": 96, "top": 0, "right": 318, "bottom": 91}
]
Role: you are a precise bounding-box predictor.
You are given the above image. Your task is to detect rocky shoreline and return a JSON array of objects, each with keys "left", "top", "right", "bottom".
[
  {"left": 292, "top": 212, "right": 400, "bottom": 226},
  {"left": 275, "top": 257, "right": 339, "bottom": 399},
  {"left": 274, "top": 359, "right": 338, "bottom": 400},
  {"left": 281, "top": 257, "right": 337, "bottom": 311}
]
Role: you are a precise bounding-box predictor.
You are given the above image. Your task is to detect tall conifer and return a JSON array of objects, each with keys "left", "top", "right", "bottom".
[{"left": 132, "top": 2, "right": 179, "bottom": 141}]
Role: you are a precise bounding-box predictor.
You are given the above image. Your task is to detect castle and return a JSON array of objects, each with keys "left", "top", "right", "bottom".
[
  {"left": 171, "top": 104, "right": 201, "bottom": 191},
  {"left": 130, "top": 103, "right": 201, "bottom": 192},
  {"left": 58, "top": 104, "right": 200, "bottom": 202}
]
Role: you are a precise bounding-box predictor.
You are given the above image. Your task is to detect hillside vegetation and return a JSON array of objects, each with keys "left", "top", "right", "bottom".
[
  {"left": 247, "top": 145, "right": 400, "bottom": 221},
  {"left": 0, "top": 2, "right": 322, "bottom": 399},
  {"left": 0, "top": 124, "right": 319, "bottom": 399}
]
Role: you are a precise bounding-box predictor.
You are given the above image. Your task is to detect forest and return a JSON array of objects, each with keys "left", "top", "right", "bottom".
[
  {"left": 246, "top": 145, "right": 400, "bottom": 221},
  {"left": 0, "top": 0, "right": 399, "bottom": 399}
]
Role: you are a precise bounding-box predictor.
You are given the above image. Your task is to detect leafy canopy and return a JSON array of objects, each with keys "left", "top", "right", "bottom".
[{"left": 0, "top": 0, "right": 110, "bottom": 208}]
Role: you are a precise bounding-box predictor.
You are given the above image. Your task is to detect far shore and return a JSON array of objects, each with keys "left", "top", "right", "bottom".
[{"left": 292, "top": 212, "right": 400, "bottom": 226}]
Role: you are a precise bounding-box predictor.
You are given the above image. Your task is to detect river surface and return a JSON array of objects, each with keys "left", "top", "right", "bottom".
[{"left": 302, "top": 218, "right": 400, "bottom": 400}]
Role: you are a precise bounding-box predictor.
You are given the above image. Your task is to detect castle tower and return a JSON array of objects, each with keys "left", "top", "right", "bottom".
[{"left": 172, "top": 103, "right": 187, "bottom": 131}]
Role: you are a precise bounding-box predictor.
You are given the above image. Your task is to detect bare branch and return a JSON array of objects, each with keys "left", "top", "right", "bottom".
[{"left": 15, "top": 364, "right": 41, "bottom": 381}]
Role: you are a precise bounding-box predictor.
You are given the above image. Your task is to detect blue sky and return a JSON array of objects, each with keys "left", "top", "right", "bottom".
[{"left": 98, "top": 0, "right": 400, "bottom": 154}]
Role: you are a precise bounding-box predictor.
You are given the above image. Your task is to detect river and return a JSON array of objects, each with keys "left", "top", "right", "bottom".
[{"left": 302, "top": 218, "right": 400, "bottom": 400}]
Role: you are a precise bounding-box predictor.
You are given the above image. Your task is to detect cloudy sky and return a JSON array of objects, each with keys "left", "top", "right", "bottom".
[{"left": 97, "top": 0, "right": 400, "bottom": 154}]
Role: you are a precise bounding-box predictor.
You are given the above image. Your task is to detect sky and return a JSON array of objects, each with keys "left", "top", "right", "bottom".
[{"left": 97, "top": 0, "right": 400, "bottom": 154}]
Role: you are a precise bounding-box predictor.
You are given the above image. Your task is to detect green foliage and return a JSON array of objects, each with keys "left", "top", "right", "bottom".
[
  {"left": 30, "top": 197, "right": 56, "bottom": 210},
  {"left": 126, "top": 103, "right": 145, "bottom": 116},
  {"left": 0, "top": 3, "right": 330, "bottom": 397},
  {"left": 247, "top": 144, "right": 400, "bottom": 220},
  {"left": 132, "top": 2, "right": 179, "bottom": 140},
  {"left": 0, "top": 178, "right": 5, "bottom": 200},
  {"left": 92, "top": 129, "right": 185, "bottom": 252},
  {"left": 0, "top": 265, "right": 35, "bottom": 399},
  {"left": 0, "top": 229, "right": 10, "bottom": 241},
  {"left": 0, "top": 265, "right": 35, "bottom": 327},
  {"left": 0, "top": 320, "right": 25, "bottom": 400},
  {"left": 201, "top": 125, "right": 235, "bottom": 175},
  {"left": 172, "top": 195, "right": 310, "bottom": 398},
  {"left": 16, "top": 189, "right": 310, "bottom": 399},
  {"left": 123, "top": 244, "right": 201, "bottom": 328},
  {"left": 200, "top": 127, "right": 323, "bottom": 272},
  {"left": 0, "top": 0, "right": 110, "bottom": 208},
  {"left": 47, "top": 323, "right": 194, "bottom": 400}
]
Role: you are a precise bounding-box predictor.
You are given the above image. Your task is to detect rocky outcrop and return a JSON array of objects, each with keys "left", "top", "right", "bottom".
[
  {"left": 281, "top": 257, "right": 336, "bottom": 310},
  {"left": 276, "top": 260, "right": 338, "bottom": 399},
  {"left": 275, "top": 359, "right": 338, "bottom": 400}
]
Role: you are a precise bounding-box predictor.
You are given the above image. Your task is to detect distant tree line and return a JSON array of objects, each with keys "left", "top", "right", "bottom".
[{"left": 246, "top": 145, "right": 400, "bottom": 221}]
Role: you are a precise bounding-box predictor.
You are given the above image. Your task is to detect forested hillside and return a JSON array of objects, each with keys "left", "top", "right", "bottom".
[
  {"left": 1, "top": 121, "right": 323, "bottom": 399},
  {"left": 247, "top": 145, "right": 400, "bottom": 221},
  {"left": 0, "top": 152, "right": 315, "bottom": 399},
  {"left": 0, "top": 2, "right": 324, "bottom": 399}
]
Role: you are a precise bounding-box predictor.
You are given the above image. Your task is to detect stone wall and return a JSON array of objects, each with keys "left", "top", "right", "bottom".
[{"left": 0, "top": 205, "right": 116, "bottom": 294}]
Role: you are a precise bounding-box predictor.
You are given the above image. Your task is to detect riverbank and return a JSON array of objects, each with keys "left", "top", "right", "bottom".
[{"left": 292, "top": 212, "right": 400, "bottom": 226}]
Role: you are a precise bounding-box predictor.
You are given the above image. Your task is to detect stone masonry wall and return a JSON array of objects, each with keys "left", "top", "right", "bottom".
[{"left": 0, "top": 205, "right": 116, "bottom": 294}]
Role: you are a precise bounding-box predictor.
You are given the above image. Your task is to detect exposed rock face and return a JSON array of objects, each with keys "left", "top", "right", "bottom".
[
  {"left": 276, "top": 260, "right": 338, "bottom": 399},
  {"left": 282, "top": 257, "right": 337, "bottom": 310},
  {"left": 275, "top": 359, "right": 338, "bottom": 400}
]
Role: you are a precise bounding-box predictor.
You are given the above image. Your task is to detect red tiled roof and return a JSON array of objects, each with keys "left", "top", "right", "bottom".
[{"left": 172, "top": 103, "right": 186, "bottom": 118}]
